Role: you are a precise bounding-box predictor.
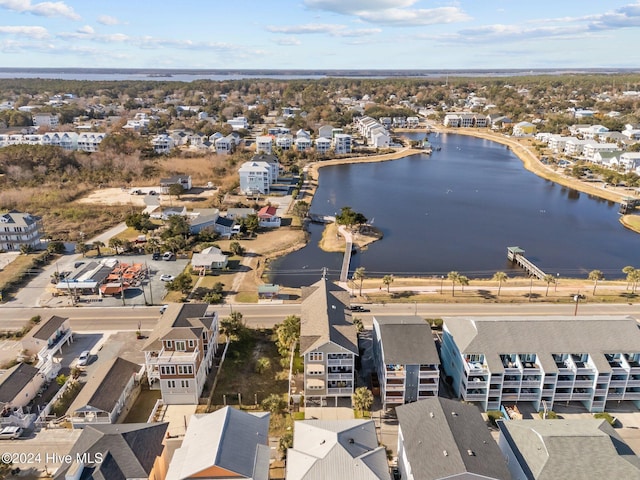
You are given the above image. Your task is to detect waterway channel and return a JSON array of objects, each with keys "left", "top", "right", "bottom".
[{"left": 268, "top": 133, "right": 639, "bottom": 288}]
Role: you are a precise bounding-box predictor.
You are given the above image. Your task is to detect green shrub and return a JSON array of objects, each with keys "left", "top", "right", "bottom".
[
  {"left": 486, "top": 410, "right": 504, "bottom": 427},
  {"left": 539, "top": 410, "right": 558, "bottom": 419},
  {"left": 426, "top": 318, "right": 443, "bottom": 329},
  {"left": 594, "top": 412, "right": 616, "bottom": 426}
]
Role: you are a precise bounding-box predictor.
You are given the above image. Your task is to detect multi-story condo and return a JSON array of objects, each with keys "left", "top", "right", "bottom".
[
  {"left": 238, "top": 161, "right": 272, "bottom": 195},
  {"left": 372, "top": 316, "right": 440, "bottom": 409},
  {"left": 441, "top": 316, "right": 640, "bottom": 413},
  {"left": 315, "top": 137, "right": 332, "bottom": 154},
  {"left": 143, "top": 304, "right": 218, "bottom": 405},
  {"left": 300, "top": 276, "right": 358, "bottom": 407},
  {"left": 255, "top": 135, "right": 273, "bottom": 154},
  {"left": 333, "top": 133, "right": 352, "bottom": 154},
  {"left": 32, "top": 113, "right": 59, "bottom": 129},
  {"left": 0, "top": 210, "right": 44, "bottom": 251}
]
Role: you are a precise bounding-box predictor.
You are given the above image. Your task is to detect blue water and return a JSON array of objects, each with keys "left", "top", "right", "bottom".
[{"left": 268, "top": 133, "right": 638, "bottom": 287}]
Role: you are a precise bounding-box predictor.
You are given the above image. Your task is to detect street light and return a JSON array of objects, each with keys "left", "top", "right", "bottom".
[
  {"left": 440, "top": 275, "right": 445, "bottom": 294},
  {"left": 555, "top": 273, "right": 559, "bottom": 293},
  {"left": 574, "top": 294, "right": 580, "bottom": 316}
]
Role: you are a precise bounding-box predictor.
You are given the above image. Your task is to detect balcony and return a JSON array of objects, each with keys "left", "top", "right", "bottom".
[
  {"left": 463, "top": 390, "right": 486, "bottom": 401},
  {"left": 327, "top": 358, "right": 352, "bottom": 366},
  {"left": 385, "top": 396, "right": 404, "bottom": 404},
  {"left": 327, "top": 387, "right": 353, "bottom": 395},
  {"left": 465, "top": 361, "right": 488, "bottom": 374},
  {"left": 385, "top": 383, "right": 405, "bottom": 392},
  {"left": 623, "top": 391, "right": 640, "bottom": 400},
  {"left": 386, "top": 369, "right": 406, "bottom": 378},
  {"left": 503, "top": 381, "right": 521, "bottom": 388},
  {"left": 418, "top": 390, "right": 437, "bottom": 397},
  {"left": 467, "top": 377, "right": 488, "bottom": 387},
  {"left": 327, "top": 373, "right": 352, "bottom": 381},
  {"left": 609, "top": 379, "right": 628, "bottom": 387},
  {"left": 158, "top": 348, "right": 199, "bottom": 363},
  {"left": 521, "top": 380, "right": 542, "bottom": 388},
  {"left": 419, "top": 365, "right": 438, "bottom": 372}
]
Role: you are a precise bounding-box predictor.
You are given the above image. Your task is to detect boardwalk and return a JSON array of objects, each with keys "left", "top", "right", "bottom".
[
  {"left": 339, "top": 226, "right": 353, "bottom": 282},
  {"left": 507, "top": 246, "right": 546, "bottom": 280}
]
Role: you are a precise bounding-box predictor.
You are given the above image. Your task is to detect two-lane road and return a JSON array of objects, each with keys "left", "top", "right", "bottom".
[{"left": 1, "top": 302, "right": 639, "bottom": 332}]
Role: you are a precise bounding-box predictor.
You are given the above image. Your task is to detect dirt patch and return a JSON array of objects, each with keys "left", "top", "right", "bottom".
[{"left": 319, "top": 223, "right": 383, "bottom": 252}]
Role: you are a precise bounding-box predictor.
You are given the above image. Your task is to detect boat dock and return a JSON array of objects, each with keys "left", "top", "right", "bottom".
[
  {"left": 507, "top": 247, "right": 546, "bottom": 280},
  {"left": 619, "top": 197, "right": 640, "bottom": 214}
]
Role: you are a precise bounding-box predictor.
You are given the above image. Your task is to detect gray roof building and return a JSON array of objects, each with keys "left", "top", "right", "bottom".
[
  {"left": 287, "top": 419, "right": 390, "bottom": 480},
  {"left": 0, "top": 363, "right": 39, "bottom": 407},
  {"left": 373, "top": 316, "right": 439, "bottom": 366},
  {"left": 396, "top": 398, "right": 511, "bottom": 480},
  {"left": 53, "top": 422, "right": 168, "bottom": 480},
  {"left": 498, "top": 419, "right": 640, "bottom": 480},
  {"left": 166, "top": 407, "right": 270, "bottom": 480},
  {"left": 28, "top": 315, "right": 68, "bottom": 341}
]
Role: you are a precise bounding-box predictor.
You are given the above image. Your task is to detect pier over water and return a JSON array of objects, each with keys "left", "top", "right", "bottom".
[{"left": 507, "top": 247, "right": 546, "bottom": 280}]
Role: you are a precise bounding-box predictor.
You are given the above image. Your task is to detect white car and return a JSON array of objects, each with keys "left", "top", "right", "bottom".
[
  {"left": 0, "top": 426, "right": 23, "bottom": 440},
  {"left": 77, "top": 350, "right": 91, "bottom": 366},
  {"left": 160, "top": 304, "right": 168, "bottom": 314},
  {"left": 160, "top": 274, "right": 175, "bottom": 282}
]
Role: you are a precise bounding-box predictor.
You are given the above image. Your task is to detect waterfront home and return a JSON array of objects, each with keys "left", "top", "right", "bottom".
[
  {"left": 318, "top": 125, "right": 334, "bottom": 138},
  {"left": 396, "top": 398, "right": 511, "bottom": 480},
  {"left": 372, "top": 316, "right": 440, "bottom": 409},
  {"left": 69, "top": 357, "right": 143, "bottom": 428},
  {"left": 497, "top": 419, "right": 640, "bottom": 480},
  {"left": 294, "top": 136, "right": 312, "bottom": 151},
  {"left": 407, "top": 116, "right": 420, "bottom": 128},
  {"left": 592, "top": 151, "right": 621, "bottom": 168},
  {"left": 257, "top": 205, "right": 281, "bottom": 228},
  {"left": 582, "top": 143, "right": 620, "bottom": 161},
  {"left": 300, "top": 276, "right": 358, "bottom": 407},
  {"left": 512, "top": 121, "right": 536, "bottom": 137},
  {"left": 620, "top": 152, "right": 640, "bottom": 172},
  {"left": 333, "top": 133, "right": 352, "bottom": 154},
  {"left": 276, "top": 133, "right": 293, "bottom": 150},
  {"left": 238, "top": 161, "right": 272, "bottom": 195},
  {"left": 441, "top": 315, "right": 640, "bottom": 412},
  {"left": 191, "top": 246, "right": 228, "bottom": 273},
  {"left": 54, "top": 423, "right": 170, "bottom": 480},
  {"left": 0, "top": 210, "right": 44, "bottom": 252},
  {"left": 547, "top": 135, "right": 569, "bottom": 153},
  {"left": 166, "top": 407, "right": 270, "bottom": 480},
  {"left": 286, "top": 420, "right": 391, "bottom": 480},
  {"left": 143, "top": 303, "right": 218, "bottom": 405},
  {"left": 564, "top": 138, "right": 595, "bottom": 157},
  {"left": 315, "top": 137, "right": 332, "bottom": 154}
]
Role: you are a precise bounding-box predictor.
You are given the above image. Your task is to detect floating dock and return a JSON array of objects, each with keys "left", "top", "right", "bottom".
[{"left": 507, "top": 247, "right": 546, "bottom": 280}]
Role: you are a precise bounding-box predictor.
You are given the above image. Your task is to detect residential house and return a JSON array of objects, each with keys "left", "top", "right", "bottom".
[
  {"left": 620, "top": 152, "right": 640, "bottom": 172},
  {"left": 547, "top": 135, "right": 570, "bottom": 153},
  {"left": 440, "top": 315, "right": 640, "bottom": 412},
  {"left": 214, "top": 216, "right": 235, "bottom": 238},
  {"left": 497, "top": 419, "right": 640, "bottom": 479},
  {"left": 295, "top": 136, "right": 312, "bottom": 151},
  {"left": 214, "top": 136, "right": 233, "bottom": 155},
  {"left": 564, "top": 138, "right": 595, "bottom": 157},
  {"left": 227, "top": 116, "right": 249, "bottom": 131},
  {"left": 257, "top": 205, "right": 281, "bottom": 228},
  {"left": 143, "top": 304, "right": 218, "bottom": 405},
  {"left": 512, "top": 122, "right": 536, "bottom": 137},
  {"left": 318, "top": 125, "right": 334, "bottom": 139},
  {"left": 160, "top": 175, "right": 192, "bottom": 194},
  {"left": 443, "top": 114, "right": 461, "bottom": 127},
  {"left": 69, "top": 356, "right": 143, "bottom": 428},
  {"left": 21, "top": 315, "right": 73, "bottom": 373},
  {"left": 582, "top": 143, "right": 620, "bottom": 161},
  {"left": 593, "top": 151, "right": 621, "bottom": 168},
  {"left": 76, "top": 132, "right": 106, "bottom": 152},
  {"left": 166, "top": 407, "right": 270, "bottom": 480},
  {"left": 286, "top": 420, "right": 391, "bottom": 480},
  {"left": 238, "top": 161, "right": 274, "bottom": 195},
  {"left": 333, "top": 133, "right": 352, "bottom": 154},
  {"left": 32, "top": 113, "right": 59, "bottom": 129},
  {"left": 255, "top": 135, "right": 273, "bottom": 154},
  {"left": 188, "top": 208, "right": 220, "bottom": 235},
  {"left": 0, "top": 210, "right": 44, "bottom": 251},
  {"left": 396, "top": 398, "right": 512, "bottom": 480},
  {"left": 392, "top": 116, "right": 407, "bottom": 128},
  {"left": 191, "top": 246, "right": 228, "bottom": 273},
  {"left": 300, "top": 276, "right": 358, "bottom": 407},
  {"left": 276, "top": 133, "right": 293, "bottom": 150},
  {"left": 257, "top": 284, "right": 280, "bottom": 299},
  {"left": 372, "top": 316, "right": 440, "bottom": 409},
  {"left": 151, "top": 134, "right": 174, "bottom": 154},
  {"left": 407, "top": 116, "right": 420, "bottom": 128},
  {"left": 53, "top": 423, "right": 170, "bottom": 480},
  {"left": 155, "top": 206, "right": 187, "bottom": 221},
  {"left": 0, "top": 363, "right": 44, "bottom": 411},
  {"left": 226, "top": 208, "right": 255, "bottom": 220},
  {"left": 315, "top": 137, "right": 332, "bottom": 154}
]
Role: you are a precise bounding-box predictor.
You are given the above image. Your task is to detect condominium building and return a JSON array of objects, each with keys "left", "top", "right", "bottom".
[
  {"left": 143, "top": 304, "right": 219, "bottom": 405},
  {"left": 333, "top": 133, "right": 352, "bottom": 154},
  {"left": 255, "top": 135, "right": 273, "bottom": 154},
  {"left": 372, "top": 316, "right": 440, "bottom": 409},
  {"left": 441, "top": 316, "right": 640, "bottom": 412},
  {"left": 300, "top": 276, "right": 358, "bottom": 407},
  {"left": 0, "top": 210, "right": 44, "bottom": 251}
]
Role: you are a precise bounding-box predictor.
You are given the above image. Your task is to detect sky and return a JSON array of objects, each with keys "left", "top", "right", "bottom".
[{"left": 0, "top": 0, "right": 640, "bottom": 70}]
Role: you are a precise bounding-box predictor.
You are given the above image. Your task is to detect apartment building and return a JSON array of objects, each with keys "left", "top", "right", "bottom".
[
  {"left": 333, "top": 133, "right": 352, "bottom": 154},
  {"left": 0, "top": 210, "right": 44, "bottom": 251},
  {"left": 300, "top": 276, "right": 358, "bottom": 407},
  {"left": 372, "top": 316, "right": 440, "bottom": 409},
  {"left": 143, "top": 304, "right": 219, "bottom": 405},
  {"left": 441, "top": 316, "right": 640, "bottom": 412},
  {"left": 32, "top": 113, "right": 59, "bottom": 129}
]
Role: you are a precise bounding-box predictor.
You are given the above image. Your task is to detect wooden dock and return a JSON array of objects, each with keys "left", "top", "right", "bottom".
[{"left": 507, "top": 247, "right": 546, "bottom": 280}]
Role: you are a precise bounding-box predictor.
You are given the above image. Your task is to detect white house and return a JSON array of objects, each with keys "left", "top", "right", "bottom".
[
  {"left": 583, "top": 143, "right": 620, "bottom": 161},
  {"left": 315, "top": 137, "right": 331, "bottom": 154},
  {"left": 275, "top": 134, "right": 293, "bottom": 150},
  {"left": 620, "top": 152, "right": 640, "bottom": 172},
  {"left": 214, "top": 136, "right": 233, "bottom": 155},
  {"left": 255, "top": 135, "right": 273, "bottom": 154},
  {"left": 32, "top": 113, "right": 59, "bottom": 129},
  {"left": 318, "top": 125, "right": 334, "bottom": 139},
  {"left": 227, "top": 116, "right": 248, "bottom": 131},
  {"left": 191, "top": 246, "right": 228, "bottom": 272},
  {"left": 333, "top": 133, "right": 352, "bottom": 154},
  {"left": 295, "top": 136, "right": 312, "bottom": 151},
  {"left": 151, "top": 134, "right": 174, "bottom": 154}
]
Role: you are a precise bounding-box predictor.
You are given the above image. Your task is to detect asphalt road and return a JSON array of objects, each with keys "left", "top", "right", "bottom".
[{"left": 1, "top": 301, "right": 639, "bottom": 332}]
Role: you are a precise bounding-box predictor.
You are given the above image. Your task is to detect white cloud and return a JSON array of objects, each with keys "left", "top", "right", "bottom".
[
  {"left": 76, "top": 25, "right": 94, "bottom": 35},
  {"left": 267, "top": 23, "right": 380, "bottom": 37},
  {"left": 97, "top": 14, "right": 121, "bottom": 26},
  {"left": 274, "top": 37, "right": 301, "bottom": 46},
  {"left": 0, "top": 0, "right": 80, "bottom": 20},
  {"left": 0, "top": 25, "right": 49, "bottom": 39},
  {"left": 304, "top": 0, "right": 416, "bottom": 14}
]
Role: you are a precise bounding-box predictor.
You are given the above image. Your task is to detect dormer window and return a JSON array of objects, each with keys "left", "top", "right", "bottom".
[{"left": 175, "top": 341, "right": 186, "bottom": 352}]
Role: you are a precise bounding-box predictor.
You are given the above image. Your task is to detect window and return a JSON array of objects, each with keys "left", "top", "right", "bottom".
[
  {"left": 178, "top": 365, "right": 193, "bottom": 375},
  {"left": 308, "top": 352, "right": 323, "bottom": 362},
  {"left": 308, "top": 368, "right": 323, "bottom": 376},
  {"left": 160, "top": 366, "right": 176, "bottom": 375},
  {"left": 167, "top": 380, "right": 176, "bottom": 388},
  {"left": 188, "top": 339, "right": 195, "bottom": 348},
  {"left": 181, "top": 380, "right": 189, "bottom": 388},
  {"left": 175, "top": 341, "right": 186, "bottom": 352},
  {"left": 165, "top": 340, "right": 173, "bottom": 349}
]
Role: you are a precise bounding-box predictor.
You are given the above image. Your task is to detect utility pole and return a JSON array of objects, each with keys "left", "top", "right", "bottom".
[{"left": 146, "top": 262, "right": 153, "bottom": 305}]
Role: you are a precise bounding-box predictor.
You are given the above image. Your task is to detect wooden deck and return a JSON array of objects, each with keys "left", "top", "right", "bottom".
[{"left": 507, "top": 247, "right": 546, "bottom": 280}]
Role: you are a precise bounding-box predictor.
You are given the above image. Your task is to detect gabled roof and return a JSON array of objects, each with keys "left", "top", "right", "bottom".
[
  {"left": 143, "top": 303, "right": 215, "bottom": 352},
  {"left": 396, "top": 398, "right": 511, "bottom": 480},
  {"left": 300, "top": 277, "right": 358, "bottom": 355},
  {"left": 373, "top": 316, "right": 439, "bottom": 365},
  {"left": 0, "top": 210, "right": 40, "bottom": 227},
  {"left": 287, "top": 420, "right": 390, "bottom": 480},
  {"left": 166, "top": 407, "right": 270, "bottom": 480},
  {"left": 69, "top": 357, "right": 141, "bottom": 415},
  {"left": 498, "top": 419, "right": 640, "bottom": 479},
  {"left": 215, "top": 216, "right": 234, "bottom": 228},
  {"left": 53, "top": 423, "right": 168, "bottom": 480},
  {"left": 257, "top": 205, "right": 278, "bottom": 217},
  {"left": 27, "top": 315, "right": 69, "bottom": 341},
  {"left": 0, "top": 363, "right": 39, "bottom": 404}
]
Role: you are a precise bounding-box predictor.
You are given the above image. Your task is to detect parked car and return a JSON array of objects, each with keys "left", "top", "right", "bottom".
[
  {"left": 77, "top": 350, "right": 91, "bottom": 366},
  {"left": 0, "top": 426, "right": 23, "bottom": 440},
  {"left": 350, "top": 305, "right": 370, "bottom": 312},
  {"left": 152, "top": 252, "right": 161, "bottom": 260},
  {"left": 160, "top": 274, "right": 175, "bottom": 282},
  {"left": 148, "top": 190, "right": 157, "bottom": 195},
  {"left": 162, "top": 252, "right": 175, "bottom": 261},
  {"left": 160, "top": 304, "right": 168, "bottom": 314}
]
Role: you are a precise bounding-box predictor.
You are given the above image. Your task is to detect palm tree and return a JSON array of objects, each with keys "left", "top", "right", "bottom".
[
  {"left": 543, "top": 274, "right": 556, "bottom": 297},
  {"left": 631, "top": 270, "right": 640, "bottom": 293},
  {"left": 459, "top": 275, "right": 469, "bottom": 292},
  {"left": 492, "top": 271, "right": 507, "bottom": 296},
  {"left": 109, "top": 237, "right": 123, "bottom": 255},
  {"left": 382, "top": 274, "right": 394, "bottom": 293},
  {"left": 352, "top": 386, "right": 373, "bottom": 416},
  {"left": 93, "top": 241, "right": 105, "bottom": 257},
  {"left": 353, "top": 267, "right": 366, "bottom": 297},
  {"left": 588, "top": 270, "right": 604, "bottom": 295},
  {"left": 447, "top": 271, "right": 460, "bottom": 297},
  {"left": 622, "top": 266, "right": 635, "bottom": 290}
]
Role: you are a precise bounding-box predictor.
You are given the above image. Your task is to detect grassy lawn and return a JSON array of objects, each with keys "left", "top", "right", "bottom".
[
  {"left": 0, "top": 251, "right": 50, "bottom": 301},
  {"left": 211, "top": 329, "right": 288, "bottom": 409}
]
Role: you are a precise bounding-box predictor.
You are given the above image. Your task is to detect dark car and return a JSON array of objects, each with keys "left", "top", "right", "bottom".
[
  {"left": 350, "top": 305, "right": 370, "bottom": 312},
  {"left": 152, "top": 252, "right": 161, "bottom": 260}
]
